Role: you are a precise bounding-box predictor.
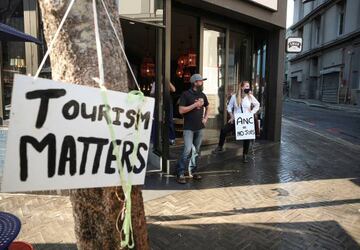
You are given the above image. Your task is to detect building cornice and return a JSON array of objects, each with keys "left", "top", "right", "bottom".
[
  {"left": 289, "top": 29, "right": 360, "bottom": 63},
  {"left": 290, "top": 0, "right": 342, "bottom": 31}
]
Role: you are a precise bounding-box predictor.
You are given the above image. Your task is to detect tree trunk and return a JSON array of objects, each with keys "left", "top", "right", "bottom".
[{"left": 37, "top": 1, "right": 149, "bottom": 249}]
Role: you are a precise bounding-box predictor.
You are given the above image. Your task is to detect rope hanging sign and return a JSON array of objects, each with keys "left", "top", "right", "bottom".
[{"left": 1, "top": 0, "right": 154, "bottom": 248}]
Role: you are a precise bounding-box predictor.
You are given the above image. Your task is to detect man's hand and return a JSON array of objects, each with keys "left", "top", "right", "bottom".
[
  {"left": 202, "top": 116, "right": 208, "bottom": 125},
  {"left": 194, "top": 98, "right": 204, "bottom": 109}
]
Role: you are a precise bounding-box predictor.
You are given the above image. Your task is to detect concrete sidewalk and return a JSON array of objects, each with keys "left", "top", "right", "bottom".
[
  {"left": 286, "top": 98, "right": 360, "bottom": 114},
  {"left": 1, "top": 119, "right": 360, "bottom": 249}
]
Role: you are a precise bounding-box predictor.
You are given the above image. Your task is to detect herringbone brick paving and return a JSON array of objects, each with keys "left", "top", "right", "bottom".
[
  {"left": 145, "top": 179, "right": 360, "bottom": 249},
  {"left": 0, "top": 120, "right": 359, "bottom": 249}
]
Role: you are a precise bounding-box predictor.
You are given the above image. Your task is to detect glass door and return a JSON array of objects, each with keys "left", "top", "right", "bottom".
[
  {"left": 201, "top": 24, "right": 226, "bottom": 142},
  {"left": 227, "top": 31, "right": 251, "bottom": 104}
]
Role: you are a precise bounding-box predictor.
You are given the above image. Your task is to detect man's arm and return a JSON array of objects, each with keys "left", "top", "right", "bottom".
[
  {"left": 169, "top": 82, "right": 176, "bottom": 93},
  {"left": 179, "top": 101, "right": 200, "bottom": 115},
  {"left": 202, "top": 106, "right": 209, "bottom": 124}
]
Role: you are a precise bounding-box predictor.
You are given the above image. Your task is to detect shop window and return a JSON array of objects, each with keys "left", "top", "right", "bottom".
[
  {"left": 298, "top": 27, "right": 303, "bottom": 39},
  {"left": 118, "top": 0, "right": 164, "bottom": 25},
  {"left": 1, "top": 1, "right": 26, "bottom": 120},
  {"left": 252, "top": 37, "right": 268, "bottom": 138},
  {"left": 171, "top": 12, "right": 198, "bottom": 116},
  {"left": 201, "top": 24, "right": 226, "bottom": 139},
  {"left": 121, "top": 18, "right": 165, "bottom": 156},
  {"left": 228, "top": 32, "right": 251, "bottom": 102},
  {"left": 337, "top": 1, "right": 346, "bottom": 36},
  {"left": 314, "top": 16, "right": 321, "bottom": 45}
]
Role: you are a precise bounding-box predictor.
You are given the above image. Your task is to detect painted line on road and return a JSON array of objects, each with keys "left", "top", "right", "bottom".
[{"left": 283, "top": 118, "right": 360, "bottom": 151}]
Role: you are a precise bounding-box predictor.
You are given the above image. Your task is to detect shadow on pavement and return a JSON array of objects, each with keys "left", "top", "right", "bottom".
[
  {"left": 146, "top": 198, "right": 360, "bottom": 222},
  {"left": 144, "top": 119, "right": 360, "bottom": 191},
  {"left": 32, "top": 243, "right": 77, "bottom": 250},
  {"left": 148, "top": 221, "right": 360, "bottom": 250}
]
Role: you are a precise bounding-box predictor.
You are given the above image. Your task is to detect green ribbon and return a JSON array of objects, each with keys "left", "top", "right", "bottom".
[{"left": 100, "top": 86, "right": 145, "bottom": 249}]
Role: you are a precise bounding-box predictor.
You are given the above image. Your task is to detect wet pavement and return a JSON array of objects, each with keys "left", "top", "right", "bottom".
[
  {"left": 286, "top": 98, "right": 360, "bottom": 114},
  {"left": 0, "top": 118, "right": 360, "bottom": 249},
  {"left": 283, "top": 100, "right": 360, "bottom": 145},
  {"left": 145, "top": 118, "right": 360, "bottom": 249}
]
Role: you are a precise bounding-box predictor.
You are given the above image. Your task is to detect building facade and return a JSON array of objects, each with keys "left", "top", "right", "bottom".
[
  {"left": 288, "top": 0, "right": 360, "bottom": 104},
  {"left": 0, "top": 0, "right": 287, "bottom": 172}
]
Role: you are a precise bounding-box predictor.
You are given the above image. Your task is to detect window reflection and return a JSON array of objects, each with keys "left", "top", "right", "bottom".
[
  {"left": 118, "top": 0, "right": 164, "bottom": 25},
  {"left": 202, "top": 25, "right": 225, "bottom": 139}
]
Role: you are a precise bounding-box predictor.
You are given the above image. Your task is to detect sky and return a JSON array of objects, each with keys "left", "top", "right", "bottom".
[{"left": 286, "top": 0, "right": 294, "bottom": 28}]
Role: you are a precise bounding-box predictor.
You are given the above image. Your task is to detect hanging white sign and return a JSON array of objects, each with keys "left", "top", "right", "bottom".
[
  {"left": 235, "top": 112, "right": 256, "bottom": 140},
  {"left": 286, "top": 37, "right": 303, "bottom": 53},
  {"left": 1, "top": 74, "right": 154, "bottom": 192}
]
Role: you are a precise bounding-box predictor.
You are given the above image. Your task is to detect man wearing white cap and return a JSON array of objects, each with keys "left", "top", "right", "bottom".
[{"left": 176, "top": 74, "right": 209, "bottom": 184}]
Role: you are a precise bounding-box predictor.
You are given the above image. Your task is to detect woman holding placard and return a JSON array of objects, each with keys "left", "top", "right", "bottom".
[{"left": 212, "top": 81, "right": 260, "bottom": 163}]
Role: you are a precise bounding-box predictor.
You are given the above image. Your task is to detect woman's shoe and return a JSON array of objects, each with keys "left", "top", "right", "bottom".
[
  {"left": 212, "top": 146, "right": 223, "bottom": 154},
  {"left": 242, "top": 154, "right": 248, "bottom": 163}
]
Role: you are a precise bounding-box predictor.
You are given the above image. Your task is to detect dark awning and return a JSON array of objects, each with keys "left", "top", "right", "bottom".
[{"left": 0, "top": 22, "right": 41, "bottom": 44}]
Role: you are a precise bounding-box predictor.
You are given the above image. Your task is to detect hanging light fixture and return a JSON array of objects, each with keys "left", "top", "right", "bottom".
[
  {"left": 177, "top": 41, "right": 188, "bottom": 67},
  {"left": 187, "top": 35, "right": 197, "bottom": 67},
  {"left": 176, "top": 64, "right": 183, "bottom": 78},
  {"left": 140, "top": 56, "right": 155, "bottom": 78},
  {"left": 140, "top": 27, "right": 155, "bottom": 78},
  {"left": 183, "top": 68, "right": 191, "bottom": 83}
]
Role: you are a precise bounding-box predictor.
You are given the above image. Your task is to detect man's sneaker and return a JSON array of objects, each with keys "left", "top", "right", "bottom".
[
  {"left": 176, "top": 174, "right": 186, "bottom": 184},
  {"left": 192, "top": 173, "right": 202, "bottom": 180},
  {"left": 212, "top": 146, "right": 223, "bottom": 154},
  {"left": 184, "top": 171, "right": 193, "bottom": 178},
  {"left": 169, "top": 139, "right": 176, "bottom": 146},
  {"left": 184, "top": 172, "right": 202, "bottom": 180}
]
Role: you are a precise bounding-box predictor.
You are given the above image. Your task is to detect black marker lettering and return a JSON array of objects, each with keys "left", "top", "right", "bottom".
[
  {"left": 121, "top": 141, "right": 134, "bottom": 173},
  {"left": 98, "top": 104, "right": 111, "bottom": 124},
  {"left": 81, "top": 103, "right": 97, "bottom": 121},
  {"left": 133, "top": 143, "right": 148, "bottom": 174},
  {"left": 112, "top": 107, "right": 124, "bottom": 126},
  {"left": 124, "top": 109, "right": 136, "bottom": 128},
  {"left": 26, "top": 89, "right": 66, "bottom": 128},
  {"left": 78, "top": 137, "right": 109, "bottom": 174},
  {"left": 77, "top": 137, "right": 90, "bottom": 175},
  {"left": 105, "top": 140, "right": 122, "bottom": 174},
  {"left": 58, "top": 136, "right": 77, "bottom": 176},
  {"left": 20, "top": 134, "right": 56, "bottom": 181},
  {"left": 140, "top": 111, "right": 151, "bottom": 130},
  {"left": 62, "top": 100, "right": 80, "bottom": 120}
]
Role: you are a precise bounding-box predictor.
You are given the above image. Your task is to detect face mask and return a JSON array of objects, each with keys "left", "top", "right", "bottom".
[{"left": 244, "top": 88, "right": 250, "bottom": 94}]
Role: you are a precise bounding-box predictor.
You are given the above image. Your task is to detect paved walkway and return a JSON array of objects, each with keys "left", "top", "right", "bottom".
[{"left": 1, "top": 119, "right": 360, "bottom": 249}]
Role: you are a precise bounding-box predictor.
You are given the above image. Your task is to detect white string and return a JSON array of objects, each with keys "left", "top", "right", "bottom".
[
  {"left": 100, "top": 0, "right": 141, "bottom": 91},
  {"left": 92, "top": 0, "right": 105, "bottom": 86},
  {"left": 33, "top": 0, "right": 140, "bottom": 92},
  {"left": 34, "top": 0, "right": 76, "bottom": 79}
]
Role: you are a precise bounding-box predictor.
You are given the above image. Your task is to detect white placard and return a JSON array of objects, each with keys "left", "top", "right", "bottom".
[
  {"left": 1, "top": 75, "right": 154, "bottom": 192},
  {"left": 235, "top": 112, "right": 256, "bottom": 140},
  {"left": 286, "top": 37, "right": 303, "bottom": 53},
  {"left": 249, "top": 0, "right": 278, "bottom": 11}
]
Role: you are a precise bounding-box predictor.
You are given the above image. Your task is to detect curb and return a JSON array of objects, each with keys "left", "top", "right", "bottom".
[{"left": 286, "top": 99, "right": 360, "bottom": 114}]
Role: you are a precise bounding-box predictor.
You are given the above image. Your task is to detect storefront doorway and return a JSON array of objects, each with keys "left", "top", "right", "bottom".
[
  {"left": 201, "top": 24, "right": 226, "bottom": 142},
  {"left": 120, "top": 18, "right": 165, "bottom": 171},
  {"left": 170, "top": 9, "right": 269, "bottom": 144}
]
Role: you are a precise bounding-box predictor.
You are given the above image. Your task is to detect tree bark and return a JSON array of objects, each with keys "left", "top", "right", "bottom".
[{"left": 37, "top": 1, "right": 149, "bottom": 249}]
